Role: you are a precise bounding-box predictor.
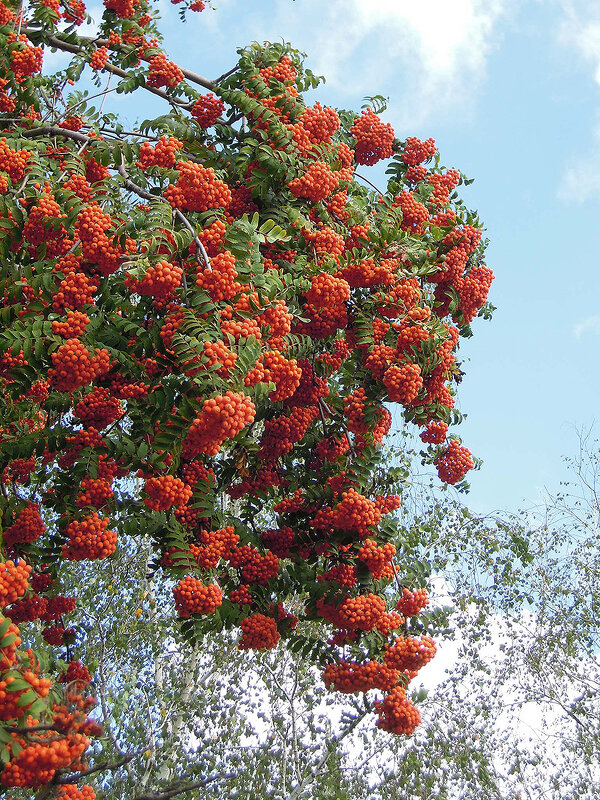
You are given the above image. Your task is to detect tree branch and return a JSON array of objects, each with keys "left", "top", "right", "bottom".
[
  {"left": 57, "top": 751, "right": 141, "bottom": 784},
  {"left": 19, "top": 125, "right": 92, "bottom": 145},
  {"left": 23, "top": 27, "right": 217, "bottom": 92},
  {"left": 134, "top": 770, "right": 238, "bottom": 800},
  {"left": 22, "top": 28, "right": 193, "bottom": 108}
]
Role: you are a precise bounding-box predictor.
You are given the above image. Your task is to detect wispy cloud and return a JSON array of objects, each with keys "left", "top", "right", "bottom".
[
  {"left": 574, "top": 315, "right": 600, "bottom": 338},
  {"left": 556, "top": 1, "right": 600, "bottom": 201},
  {"left": 559, "top": 154, "right": 600, "bottom": 203},
  {"left": 556, "top": 0, "right": 600, "bottom": 85}
]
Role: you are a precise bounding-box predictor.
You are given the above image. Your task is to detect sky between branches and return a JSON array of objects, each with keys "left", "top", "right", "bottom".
[{"left": 49, "top": 0, "right": 600, "bottom": 515}]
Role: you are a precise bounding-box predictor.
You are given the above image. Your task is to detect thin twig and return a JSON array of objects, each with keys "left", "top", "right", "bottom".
[
  {"left": 214, "top": 64, "right": 239, "bottom": 83},
  {"left": 57, "top": 751, "right": 141, "bottom": 784},
  {"left": 134, "top": 772, "right": 238, "bottom": 800},
  {"left": 173, "top": 209, "right": 210, "bottom": 270},
  {"left": 354, "top": 171, "right": 384, "bottom": 196}
]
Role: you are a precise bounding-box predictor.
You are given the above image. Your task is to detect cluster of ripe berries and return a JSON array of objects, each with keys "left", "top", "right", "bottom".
[
  {"left": 133, "top": 260, "right": 183, "bottom": 299},
  {"left": 238, "top": 613, "right": 280, "bottom": 650},
  {"left": 147, "top": 54, "right": 184, "bottom": 88},
  {"left": 3, "top": 502, "right": 46, "bottom": 546},
  {"left": 138, "top": 135, "right": 183, "bottom": 170},
  {"left": 350, "top": 109, "right": 395, "bottom": 165},
  {"left": 62, "top": 513, "right": 117, "bottom": 560},
  {"left": 0, "top": 561, "right": 31, "bottom": 608},
  {"left": 144, "top": 476, "right": 193, "bottom": 510},
  {"left": 173, "top": 577, "right": 222, "bottom": 618},
  {"left": 305, "top": 273, "right": 350, "bottom": 308},
  {"left": 74, "top": 387, "right": 124, "bottom": 429},
  {"left": 288, "top": 161, "right": 340, "bottom": 203},
  {"left": 49, "top": 339, "right": 111, "bottom": 392},
  {"left": 164, "top": 161, "right": 232, "bottom": 212},
  {"left": 434, "top": 439, "right": 474, "bottom": 484},
  {"left": 191, "top": 93, "right": 225, "bottom": 127},
  {"left": 322, "top": 659, "right": 399, "bottom": 693},
  {"left": 182, "top": 391, "right": 256, "bottom": 458},
  {"left": 375, "top": 686, "right": 421, "bottom": 735},
  {"left": 382, "top": 363, "right": 423, "bottom": 404}
]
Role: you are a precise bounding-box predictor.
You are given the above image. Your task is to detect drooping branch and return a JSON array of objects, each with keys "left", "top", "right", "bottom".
[
  {"left": 56, "top": 751, "right": 141, "bottom": 785},
  {"left": 134, "top": 771, "right": 239, "bottom": 800}
]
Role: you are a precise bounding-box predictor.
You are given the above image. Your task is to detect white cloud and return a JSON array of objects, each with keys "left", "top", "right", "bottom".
[
  {"left": 555, "top": 1, "right": 600, "bottom": 201},
  {"left": 240, "top": 0, "right": 508, "bottom": 127},
  {"left": 556, "top": 0, "right": 600, "bottom": 85},
  {"left": 559, "top": 157, "right": 600, "bottom": 202},
  {"left": 557, "top": 108, "right": 600, "bottom": 202},
  {"left": 574, "top": 315, "right": 600, "bottom": 338}
]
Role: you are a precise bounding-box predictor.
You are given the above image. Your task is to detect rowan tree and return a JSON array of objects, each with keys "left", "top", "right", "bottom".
[{"left": 0, "top": 0, "right": 494, "bottom": 795}]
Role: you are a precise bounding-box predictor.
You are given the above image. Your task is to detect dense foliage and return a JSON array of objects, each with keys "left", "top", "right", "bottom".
[{"left": 0, "top": 0, "right": 493, "bottom": 794}]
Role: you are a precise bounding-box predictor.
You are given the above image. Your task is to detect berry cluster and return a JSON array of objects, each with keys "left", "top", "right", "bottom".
[
  {"left": 191, "top": 93, "right": 225, "bottom": 127},
  {"left": 3, "top": 502, "right": 46, "bottom": 546},
  {"left": 375, "top": 687, "right": 421, "bottom": 735},
  {"left": 138, "top": 136, "right": 183, "bottom": 170},
  {"left": 147, "top": 54, "right": 184, "bottom": 88},
  {"left": 74, "top": 387, "right": 124, "bottom": 429},
  {"left": 384, "top": 635, "right": 436, "bottom": 673},
  {"left": 144, "top": 476, "right": 192, "bottom": 510},
  {"left": 182, "top": 392, "right": 256, "bottom": 457},
  {"left": 0, "top": 561, "right": 32, "bottom": 608},
  {"left": 322, "top": 659, "right": 399, "bottom": 693},
  {"left": 350, "top": 109, "right": 395, "bottom": 165},
  {"left": 402, "top": 136, "right": 437, "bottom": 166},
  {"left": 434, "top": 439, "right": 474, "bottom": 484},
  {"left": 49, "top": 339, "right": 111, "bottom": 392},
  {"left": 382, "top": 363, "right": 423, "bottom": 404},
  {"left": 238, "top": 613, "right": 280, "bottom": 650},
  {"left": 134, "top": 261, "right": 183, "bottom": 299},
  {"left": 288, "top": 161, "right": 340, "bottom": 203},
  {"left": 62, "top": 513, "right": 117, "bottom": 560},
  {"left": 305, "top": 273, "right": 350, "bottom": 308},
  {"left": 165, "top": 161, "right": 232, "bottom": 212},
  {"left": 396, "top": 588, "right": 429, "bottom": 617},
  {"left": 173, "top": 577, "right": 222, "bottom": 617}
]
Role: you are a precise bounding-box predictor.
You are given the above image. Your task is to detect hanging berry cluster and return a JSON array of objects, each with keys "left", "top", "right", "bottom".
[{"left": 0, "top": 0, "right": 494, "bottom": 786}]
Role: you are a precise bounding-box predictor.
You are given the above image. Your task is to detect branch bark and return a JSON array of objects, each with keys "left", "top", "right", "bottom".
[{"left": 134, "top": 771, "right": 238, "bottom": 800}]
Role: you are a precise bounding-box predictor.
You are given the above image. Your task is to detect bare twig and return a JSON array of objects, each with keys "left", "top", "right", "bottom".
[
  {"left": 57, "top": 751, "right": 141, "bottom": 784},
  {"left": 173, "top": 209, "right": 210, "bottom": 270},
  {"left": 354, "top": 171, "right": 383, "bottom": 196},
  {"left": 134, "top": 771, "right": 238, "bottom": 800}
]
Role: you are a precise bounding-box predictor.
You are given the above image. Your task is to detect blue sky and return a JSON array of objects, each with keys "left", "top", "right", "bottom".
[{"left": 64, "top": 0, "right": 600, "bottom": 514}]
